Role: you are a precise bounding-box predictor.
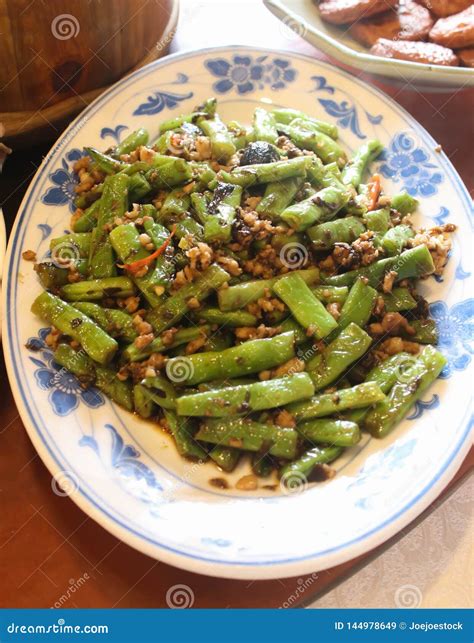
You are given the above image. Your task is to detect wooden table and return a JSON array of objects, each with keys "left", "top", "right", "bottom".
[{"left": 0, "top": 0, "right": 473, "bottom": 609}]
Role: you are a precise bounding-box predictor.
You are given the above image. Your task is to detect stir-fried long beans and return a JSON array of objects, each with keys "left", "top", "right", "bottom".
[{"left": 29, "top": 98, "right": 454, "bottom": 489}]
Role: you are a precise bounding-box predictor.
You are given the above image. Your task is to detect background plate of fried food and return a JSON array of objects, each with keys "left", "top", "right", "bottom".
[{"left": 265, "top": 0, "right": 474, "bottom": 88}]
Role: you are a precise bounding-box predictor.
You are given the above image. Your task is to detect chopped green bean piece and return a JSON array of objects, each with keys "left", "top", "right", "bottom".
[
  {"left": 166, "top": 332, "right": 296, "bottom": 385},
  {"left": 288, "top": 382, "right": 385, "bottom": 420},
  {"left": 296, "top": 419, "right": 361, "bottom": 447},
  {"left": 177, "top": 373, "right": 314, "bottom": 417},
  {"left": 364, "top": 346, "right": 446, "bottom": 438},
  {"left": 32, "top": 292, "right": 118, "bottom": 364},
  {"left": 218, "top": 268, "right": 319, "bottom": 311},
  {"left": 197, "top": 418, "right": 298, "bottom": 459},
  {"left": 280, "top": 446, "right": 343, "bottom": 480},
  {"left": 272, "top": 272, "right": 338, "bottom": 339},
  {"left": 307, "top": 323, "right": 372, "bottom": 391}
]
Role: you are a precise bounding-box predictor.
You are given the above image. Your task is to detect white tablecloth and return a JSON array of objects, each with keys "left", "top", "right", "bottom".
[{"left": 310, "top": 475, "right": 473, "bottom": 608}]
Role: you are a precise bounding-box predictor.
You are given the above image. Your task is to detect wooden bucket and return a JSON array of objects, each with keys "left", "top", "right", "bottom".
[{"left": 0, "top": 0, "right": 179, "bottom": 145}]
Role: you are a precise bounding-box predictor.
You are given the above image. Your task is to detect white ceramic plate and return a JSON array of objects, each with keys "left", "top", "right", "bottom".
[
  {"left": 264, "top": 0, "right": 474, "bottom": 89},
  {"left": 3, "top": 47, "right": 473, "bottom": 579},
  {"left": 0, "top": 207, "right": 5, "bottom": 339}
]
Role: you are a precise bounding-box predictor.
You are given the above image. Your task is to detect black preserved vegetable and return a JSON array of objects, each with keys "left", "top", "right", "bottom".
[{"left": 240, "top": 141, "right": 280, "bottom": 166}]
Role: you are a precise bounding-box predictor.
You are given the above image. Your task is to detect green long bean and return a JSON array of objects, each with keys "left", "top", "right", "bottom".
[
  {"left": 147, "top": 264, "right": 230, "bottom": 333},
  {"left": 163, "top": 410, "right": 208, "bottom": 461},
  {"left": 177, "top": 373, "right": 314, "bottom": 417},
  {"left": 123, "top": 326, "right": 211, "bottom": 363},
  {"left": 72, "top": 302, "right": 137, "bottom": 342},
  {"left": 166, "top": 332, "right": 296, "bottom": 385},
  {"left": 341, "top": 140, "right": 383, "bottom": 188},
  {"left": 256, "top": 176, "right": 304, "bottom": 220},
  {"left": 307, "top": 216, "right": 366, "bottom": 250},
  {"left": 288, "top": 382, "right": 385, "bottom": 420},
  {"left": 280, "top": 185, "right": 350, "bottom": 231},
  {"left": 32, "top": 292, "right": 118, "bottom": 364},
  {"left": 272, "top": 272, "right": 338, "bottom": 339},
  {"left": 334, "top": 277, "right": 377, "bottom": 335},
  {"left": 272, "top": 107, "right": 338, "bottom": 139},
  {"left": 364, "top": 346, "right": 446, "bottom": 438},
  {"left": 217, "top": 156, "right": 313, "bottom": 188},
  {"left": 322, "top": 245, "right": 435, "bottom": 288},
  {"left": 253, "top": 108, "right": 278, "bottom": 144},
  {"left": 54, "top": 344, "right": 133, "bottom": 411},
  {"left": 307, "top": 323, "right": 372, "bottom": 391},
  {"left": 296, "top": 419, "right": 361, "bottom": 447},
  {"left": 280, "top": 446, "right": 343, "bottom": 480},
  {"left": 88, "top": 173, "right": 129, "bottom": 278},
  {"left": 277, "top": 122, "right": 347, "bottom": 167},
  {"left": 60, "top": 276, "right": 135, "bottom": 302},
  {"left": 196, "top": 418, "right": 298, "bottom": 459},
  {"left": 218, "top": 268, "right": 319, "bottom": 311}
]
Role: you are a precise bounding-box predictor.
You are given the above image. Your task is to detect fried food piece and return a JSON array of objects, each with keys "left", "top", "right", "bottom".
[
  {"left": 456, "top": 46, "right": 474, "bottom": 67},
  {"left": 349, "top": 1, "right": 434, "bottom": 47},
  {"left": 429, "top": 7, "right": 474, "bottom": 49},
  {"left": 370, "top": 38, "right": 459, "bottom": 65},
  {"left": 418, "top": 0, "right": 473, "bottom": 18},
  {"left": 319, "top": 0, "right": 398, "bottom": 26}
]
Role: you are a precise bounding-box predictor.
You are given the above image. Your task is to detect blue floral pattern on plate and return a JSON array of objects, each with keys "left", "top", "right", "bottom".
[
  {"left": 132, "top": 72, "right": 193, "bottom": 116},
  {"left": 107, "top": 423, "right": 161, "bottom": 489},
  {"left": 311, "top": 75, "right": 382, "bottom": 139},
  {"left": 455, "top": 261, "right": 471, "bottom": 281},
  {"left": 205, "top": 54, "right": 296, "bottom": 94},
  {"left": 80, "top": 424, "right": 163, "bottom": 506},
  {"left": 100, "top": 124, "right": 129, "bottom": 144},
  {"left": 311, "top": 75, "right": 335, "bottom": 94},
  {"left": 378, "top": 133, "right": 443, "bottom": 197},
  {"left": 350, "top": 440, "right": 417, "bottom": 509},
  {"left": 431, "top": 206, "right": 450, "bottom": 226},
  {"left": 134, "top": 89, "right": 194, "bottom": 116},
  {"left": 430, "top": 299, "right": 474, "bottom": 378},
  {"left": 407, "top": 395, "right": 440, "bottom": 420},
  {"left": 27, "top": 328, "right": 104, "bottom": 416},
  {"left": 318, "top": 98, "right": 366, "bottom": 139},
  {"left": 37, "top": 223, "right": 53, "bottom": 242},
  {"left": 201, "top": 537, "right": 232, "bottom": 548},
  {"left": 41, "top": 149, "right": 84, "bottom": 212}
]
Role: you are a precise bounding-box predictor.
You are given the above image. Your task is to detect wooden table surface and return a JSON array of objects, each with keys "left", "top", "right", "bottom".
[{"left": 0, "top": 0, "right": 473, "bottom": 609}]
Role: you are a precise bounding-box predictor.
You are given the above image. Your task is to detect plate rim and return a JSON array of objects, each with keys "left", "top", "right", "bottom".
[
  {"left": 3, "top": 45, "right": 473, "bottom": 579},
  {"left": 264, "top": 0, "right": 474, "bottom": 87},
  {"left": 0, "top": 206, "right": 5, "bottom": 340}
]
